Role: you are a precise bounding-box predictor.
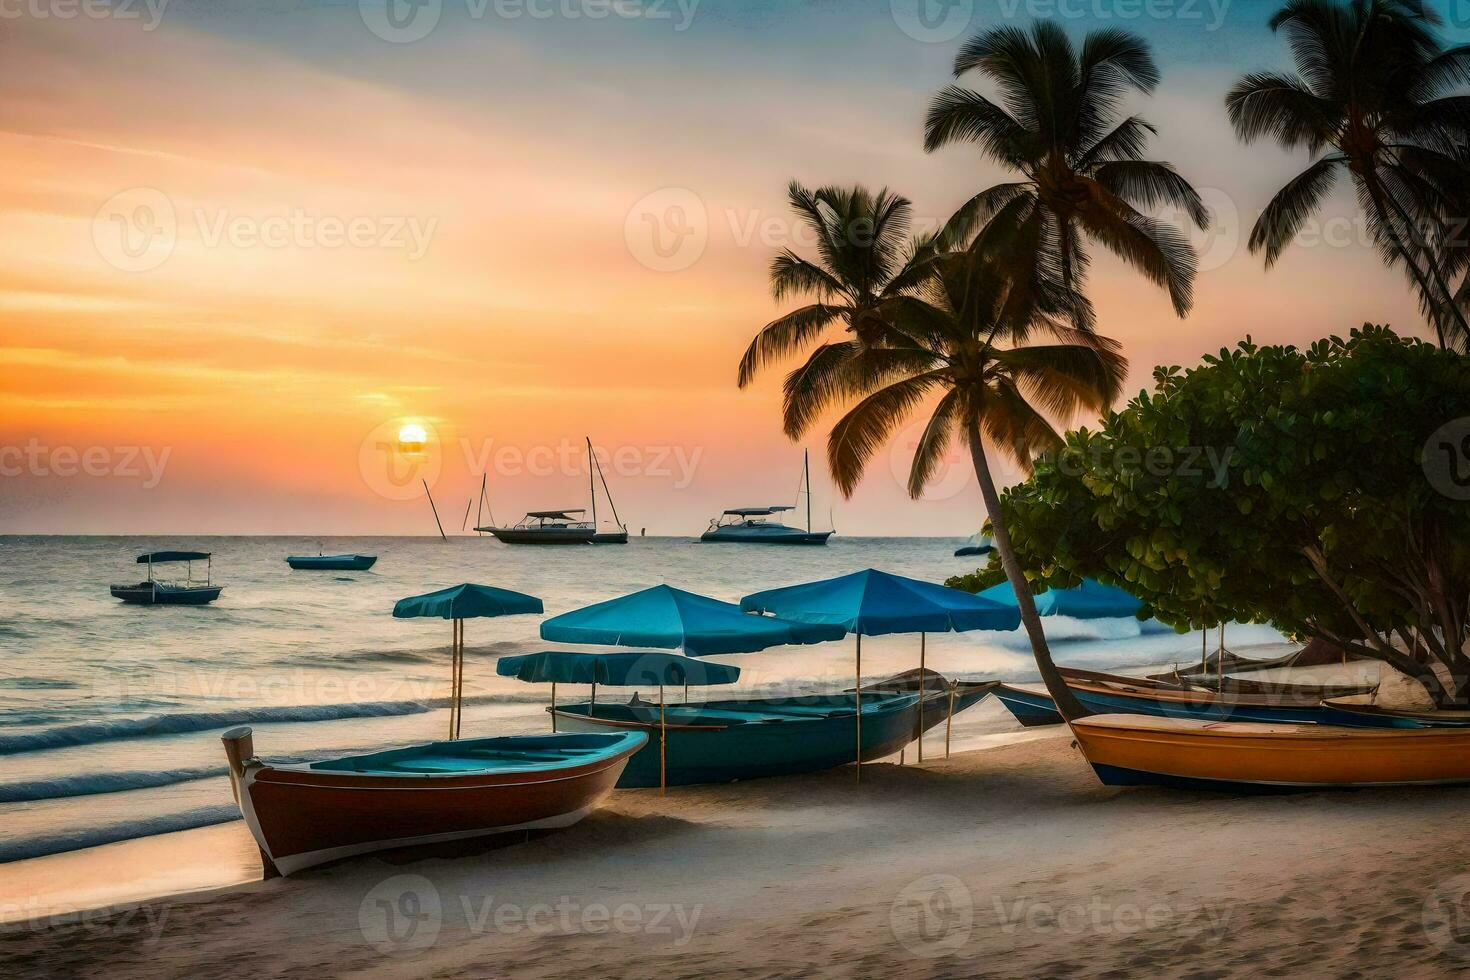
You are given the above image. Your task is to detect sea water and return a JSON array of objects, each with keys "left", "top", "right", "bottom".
[{"left": 0, "top": 535, "right": 1284, "bottom": 864}]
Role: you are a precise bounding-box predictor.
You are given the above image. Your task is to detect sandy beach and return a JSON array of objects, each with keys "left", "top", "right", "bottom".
[{"left": 4, "top": 724, "right": 1467, "bottom": 979}]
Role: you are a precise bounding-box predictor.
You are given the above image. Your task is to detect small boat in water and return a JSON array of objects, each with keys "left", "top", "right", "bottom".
[
  {"left": 221, "top": 726, "right": 646, "bottom": 875},
  {"left": 479, "top": 437, "right": 628, "bottom": 544},
  {"left": 953, "top": 533, "right": 993, "bottom": 557},
  {"left": 1071, "top": 713, "right": 1470, "bottom": 791},
  {"left": 110, "top": 550, "right": 222, "bottom": 605},
  {"left": 701, "top": 451, "right": 833, "bottom": 545},
  {"left": 993, "top": 667, "right": 1379, "bottom": 728},
  {"left": 549, "top": 675, "right": 994, "bottom": 788},
  {"left": 285, "top": 554, "right": 377, "bottom": 571}
]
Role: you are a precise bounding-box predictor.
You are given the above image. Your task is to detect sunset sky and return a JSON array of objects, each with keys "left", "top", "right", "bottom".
[{"left": 1, "top": 0, "right": 1459, "bottom": 535}]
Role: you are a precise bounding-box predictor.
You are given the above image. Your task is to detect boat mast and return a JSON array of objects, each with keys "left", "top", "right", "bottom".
[
  {"left": 805, "top": 449, "right": 817, "bottom": 531},
  {"left": 592, "top": 440, "right": 625, "bottom": 531},
  {"left": 587, "top": 436, "right": 597, "bottom": 528}
]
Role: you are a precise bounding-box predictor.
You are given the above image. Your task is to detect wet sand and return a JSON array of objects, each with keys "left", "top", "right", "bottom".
[{"left": 4, "top": 727, "right": 1468, "bottom": 978}]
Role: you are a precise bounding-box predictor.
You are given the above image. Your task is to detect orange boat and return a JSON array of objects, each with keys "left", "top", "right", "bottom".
[{"left": 1070, "top": 713, "right": 1470, "bottom": 791}]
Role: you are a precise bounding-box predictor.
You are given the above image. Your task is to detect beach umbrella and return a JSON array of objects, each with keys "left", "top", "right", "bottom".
[
  {"left": 539, "top": 584, "right": 845, "bottom": 656},
  {"left": 497, "top": 649, "right": 741, "bottom": 793},
  {"left": 740, "top": 569, "right": 1021, "bottom": 778},
  {"left": 977, "top": 578, "right": 1142, "bottom": 619},
  {"left": 394, "top": 583, "right": 544, "bottom": 740}
]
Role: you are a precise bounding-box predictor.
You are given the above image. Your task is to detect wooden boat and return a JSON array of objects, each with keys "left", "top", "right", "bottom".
[
  {"left": 1071, "top": 713, "right": 1470, "bottom": 791},
  {"left": 285, "top": 554, "right": 377, "bottom": 571},
  {"left": 1318, "top": 699, "right": 1470, "bottom": 729},
  {"left": 1148, "top": 637, "right": 1361, "bottom": 684},
  {"left": 549, "top": 681, "right": 993, "bottom": 788},
  {"left": 477, "top": 437, "right": 627, "bottom": 544},
  {"left": 701, "top": 451, "right": 833, "bottom": 545},
  {"left": 993, "top": 667, "right": 1378, "bottom": 728},
  {"left": 111, "top": 550, "right": 222, "bottom": 605},
  {"left": 221, "top": 727, "right": 646, "bottom": 876}
]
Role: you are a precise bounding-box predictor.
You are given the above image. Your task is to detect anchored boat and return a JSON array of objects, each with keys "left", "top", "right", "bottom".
[
  {"left": 479, "top": 436, "right": 628, "bottom": 544},
  {"left": 221, "top": 726, "right": 646, "bottom": 875},
  {"left": 701, "top": 450, "right": 833, "bottom": 545},
  {"left": 285, "top": 554, "right": 377, "bottom": 571},
  {"left": 1071, "top": 713, "right": 1470, "bottom": 791},
  {"left": 110, "top": 551, "right": 223, "bottom": 605}
]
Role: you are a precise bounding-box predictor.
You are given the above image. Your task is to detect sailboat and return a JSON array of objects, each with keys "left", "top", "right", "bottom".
[
  {"left": 701, "top": 450, "right": 834, "bottom": 545},
  {"left": 477, "top": 437, "right": 628, "bottom": 545}
]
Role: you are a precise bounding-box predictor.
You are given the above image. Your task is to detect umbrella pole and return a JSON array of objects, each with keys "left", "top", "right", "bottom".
[
  {"left": 455, "top": 619, "right": 464, "bottom": 740},
  {"left": 1217, "top": 624, "right": 1225, "bottom": 688},
  {"left": 855, "top": 634, "right": 862, "bottom": 785},
  {"left": 448, "top": 619, "right": 458, "bottom": 741},
  {"left": 551, "top": 682, "right": 557, "bottom": 732},
  {"left": 945, "top": 680, "right": 956, "bottom": 758},
  {"left": 917, "top": 632, "right": 925, "bottom": 764},
  {"left": 659, "top": 684, "right": 667, "bottom": 797},
  {"left": 591, "top": 682, "right": 597, "bottom": 719}
]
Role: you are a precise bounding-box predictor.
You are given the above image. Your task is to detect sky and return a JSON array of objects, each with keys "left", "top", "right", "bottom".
[{"left": 1, "top": 0, "right": 1465, "bottom": 535}]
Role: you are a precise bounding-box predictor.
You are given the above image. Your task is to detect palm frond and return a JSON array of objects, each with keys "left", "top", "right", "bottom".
[
  {"left": 907, "top": 390, "right": 964, "bottom": 498},
  {"left": 1091, "top": 161, "right": 1210, "bottom": 229},
  {"left": 737, "top": 304, "right": 845, "bottom": 388},
  {"left": 827, "top": 372, "right": 946, "bottom": 497}
]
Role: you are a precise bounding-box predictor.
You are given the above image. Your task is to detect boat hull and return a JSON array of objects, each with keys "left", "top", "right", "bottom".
[
  {"left": 482, "top": 526, "right": 596, "bottom": 545},
  {"left": 699, "top": 527, "right": 833, "bottom": 545},
  {"left": 993, "top": 671, "right": 1376, "bottom": 728},
  {"left": 551, "top": 689, "right": 988, "bottom": 787},
  {"left": 231, "top": 732, "right": 645, "bottom": 875},
  {"left": 1317, "top": 699, "right": 1470, "bottom": 729},
  {"left": 1072, "top": 713, "right": 1470, "bottom": 791},
  {"left": 285, "top": 555, "right": 377, "bottom": 570},
  {"left": 110, "top": 583, "right": 222, "bottom": 605},
  {"left": 590, "top": 530, "right": 628, "bottom": 544}
]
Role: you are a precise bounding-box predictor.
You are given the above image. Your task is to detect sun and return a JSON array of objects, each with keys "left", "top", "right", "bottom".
[{"left": 396, "top": 423, "right": 429, "bottom": 454}]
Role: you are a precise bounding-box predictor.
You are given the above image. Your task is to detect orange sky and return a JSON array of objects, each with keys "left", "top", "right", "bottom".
[{"left": 0, "top": 7, "right": 1437, "bottom": 534}]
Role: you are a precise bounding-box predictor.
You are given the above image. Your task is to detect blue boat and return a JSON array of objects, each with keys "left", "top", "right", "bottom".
[
  {"left": 994, "top": 669, "right": 1375, "bottom": 727},
  {"left": 700, "top": 451, "right": 833, "bottom": 544},
  {"left": 111, "top": 551, "right": 223, "bottom": 605},
  {"left": 285, "top": 554, "right": 377, "bottom": 571},
  {"left": 548, "top": 680, "right": 995, "bottom": 788},
  {"left": 953, "top": 533, "right": 993, "bottom": 557}
]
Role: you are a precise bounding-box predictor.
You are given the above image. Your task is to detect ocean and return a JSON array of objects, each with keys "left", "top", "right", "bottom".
[{"left": 0, "top": 535, "right": 1284, "bottom": 866}]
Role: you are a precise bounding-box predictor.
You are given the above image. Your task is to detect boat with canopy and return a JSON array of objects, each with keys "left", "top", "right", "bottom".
[
  {"left": 110, "top": 551, "right": 222, "bottom": 605},
  {"left": 701, "top": 450, "right": 833, "bottom": 544},
  {"left": 478, "top": 437, "right": 628, "bottom": 544}
]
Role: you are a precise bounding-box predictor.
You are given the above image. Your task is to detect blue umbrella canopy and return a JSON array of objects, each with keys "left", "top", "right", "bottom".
[
  {"left": 739, "top": 568, "right": 1021, "bottom": 636},
  {"left": 539, "top": 584, "right": 844, "bottom": 656},
  {"left": 497, "top": 650, "right": 740, "bottom": 687},
  {"left": 976, "top": 578, "right": 1142, "bottom": 619},
  {"left": 393, "top": 583, "right": 543, "bottom": 620}
]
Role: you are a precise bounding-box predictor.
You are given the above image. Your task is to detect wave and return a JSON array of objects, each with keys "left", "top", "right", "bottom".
[
  {"left": 0, "top": 766, "right": 229, "bottom": 804},
  {"left": 0, "top": 677, "right": 78, "bottom": 690},
  {"left": 0, "top": 699, "right": 437, "bottom": 755},
  {"left": 0, "top": 804, "right": 240, "bottom": 863}
]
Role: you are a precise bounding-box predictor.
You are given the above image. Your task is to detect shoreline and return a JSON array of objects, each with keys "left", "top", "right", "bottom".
[{"left": 4, "top": 728, "right": 1467, "bottom": 977}]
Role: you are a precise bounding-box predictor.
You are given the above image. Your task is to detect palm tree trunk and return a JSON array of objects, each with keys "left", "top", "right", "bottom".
[{"left": 966, "top": 427, "right": 1090, "bottom": 720}]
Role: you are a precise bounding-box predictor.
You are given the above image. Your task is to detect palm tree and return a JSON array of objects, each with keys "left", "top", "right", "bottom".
[
  {"left": 924, "top": 22, "right": 1208, "bottom": 320},
  {"left": 736, "top": 182, "right": 937, "bottom": 436},
  {"left": 1226, "top": 0, "right": 1470, "bottom": 351},
  {"left": 821, "top": 230, "right": 1129, "bottom": 719}
]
